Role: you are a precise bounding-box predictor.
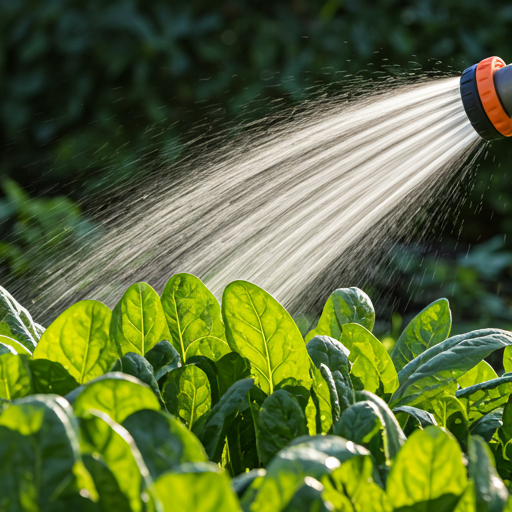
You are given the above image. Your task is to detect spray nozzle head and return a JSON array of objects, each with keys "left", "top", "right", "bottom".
[{"left": 460, "top": 56, "right": 512, "bottom": 141}]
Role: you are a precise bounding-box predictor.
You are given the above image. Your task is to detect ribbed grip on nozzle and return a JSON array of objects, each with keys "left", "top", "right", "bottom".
[
  {"left": 460, "top": 56, "right": 512, "bottom": 141},
  {"left": 460, "top": 64, "right": 503, "bottom": 141}
]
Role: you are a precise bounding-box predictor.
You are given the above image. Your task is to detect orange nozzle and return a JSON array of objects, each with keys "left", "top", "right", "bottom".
[{"left": 460, "top": 56, "right": 512, "bottom": 140}]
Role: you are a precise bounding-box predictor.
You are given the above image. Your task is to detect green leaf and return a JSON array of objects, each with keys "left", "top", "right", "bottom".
[
  {"left": 0, "top": 285, "right": 44, "bottom": 351},
  {"left": 162, "top": 364, "right": 211, "bottom": 432},
  {"left": 391, "top": 298, "right": 451, "bottom": 373},
  {"left": 459, "top": 360, "right": 498, "bottom": 389},
  {"left": 305, "top": 287, "right": 375, "bottom": 342},
  {"left": 79, "top": 409, "right": 154, "bottom": 512},
  {"left": 393, "top": 405, "right": 437, "bottom": 429},
  {"left": 283, "top": 478, "right": 331, "bottom": 512},
  {"left": 122, "top": 409, "right": 207, "bottom": 479},
  {"left": 161, "top": 273, "right": 230, "bottom": 363},
  {"left": 453, "top": 481, "right": 477, "bottom": 512},
  {"left": 145, "top": 340, "right": 181, "bottom": 376},
  {"left": 0, "top": 395, "right": 82, "bottom": 509},
  {"left": 0, "top": 334, "right": 33, "bottom": 355},
  {"left": 256, "top": 389, "right": 308, "bottom": 465},
  {"left": 306, "top": 335, "right": 354, "bottom": 412},
  {"left": 341, "top": 323, "right": 398, "bottom": 395},
  {"left": 222, "top": 280, "right": 311, "bottom": 395},
  {"left": 334, "top": 401, "right": 383, "bottom": 445},
  {"left": 468, "top": 436, "right": 509, "bottom": 512},
  {"left": 503, "top": 347, "right": 512, "bottom": 374},
  {"left": 387, "top": 427, "right": 467, "bottom": 509},
  {"left": 430, "top": 396, "right": 470, "bottom": 448},
  {"left": 310, "top": 362, "right": 333, "bottom": 434},
  {"left": 111, "top": 352, "right": 162, "bottom": 403},
  {"left": 471, "top": 410, "right": 504, "bottom": 442},
  {"left": 242, "top": 435, "right": 369, "bottom": 512},
  {"left": 457, "top": 373, "right": 512, "bottom": 421},
  {"left": 33, "top": 300, "right": 117, "bottom": 385},
  {"left": 356, "top": 390, "right": 406, "bottom": 459},
  {"left": 74, "top": 372, "right": 161, "bottom": 423},
  {"left": 28, "top": 359, "right": 79, "bottom": 396},
  {"left": 216, "top": 352, "right": 251, "bottom": 397},
  {"left": 317, "top": 364, "right": 339, "bottom": 424},
  {"left": 110, "top": 282, "right": 171, "bottom": 357},
  {"left": 188, "top": 355, "right": 221, "bottom": 405},
  {"left": 322, "top": 456, "right": 392, "bottom": 512},
  {"left": 82, "top": 455, "right": 132, "bottom": 512},
  {"left": 499, "top": 396, "right": 512, "bottom": 444},
  {"left": 390, "top": 329, "right": 512, "bottom": 408},
  {"left": 199, "top": 378, "right": 254, "bottom": 462},
  {"left": 0, "top": 352, "right": 31, "bottom": 399},
  {"left": 152, "top": 462, "right": 241, "bottom": 512}
]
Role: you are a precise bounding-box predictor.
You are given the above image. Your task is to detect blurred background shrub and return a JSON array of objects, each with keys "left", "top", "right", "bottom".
[{"left": 2, "top": 0, "right": 512, "bottom": 333}]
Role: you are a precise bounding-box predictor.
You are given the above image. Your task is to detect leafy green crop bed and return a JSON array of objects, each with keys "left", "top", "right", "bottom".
[{"left": 1, "top": 274, "right": 512, "bottom": 511}]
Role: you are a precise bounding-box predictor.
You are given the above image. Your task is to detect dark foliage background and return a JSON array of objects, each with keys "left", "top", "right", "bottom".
[{"left": 2, "top": 0, "right": 512, "bottom": 335}]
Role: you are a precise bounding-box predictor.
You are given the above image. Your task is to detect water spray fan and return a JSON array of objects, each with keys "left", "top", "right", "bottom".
[{"left": 460, "top": 56, "right": 512, "bottom": 140}]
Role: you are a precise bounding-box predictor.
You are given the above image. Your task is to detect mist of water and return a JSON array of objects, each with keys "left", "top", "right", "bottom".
[{"left": 25, "top": 76, "right": 484, "bottom": 321}]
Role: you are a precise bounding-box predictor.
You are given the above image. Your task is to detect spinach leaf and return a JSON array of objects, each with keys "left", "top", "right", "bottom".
[
  {"left": 305, "top": 287, "right": 375, "bottom": 342},
  {"left": 222, "top": 280, "right": 311, "bottom": 395},
  {"left": 457, "top": 373, "right": 512, "bottom": 422},
  {"left": 74, "top": 372, "right": 161, "bottom": 424},
  {"left": 33, "top": 300, "right": 117, "bottom": 384},
  {"left": 393, "top": 405, "right": 437, "bottom": 435},
  {"left": 471, "top": 410, "right": 504, "bottom": 443},
  {"left": 111, "top": 352, "right": 162, "bottom": 403},
  {"left": 161, "top": 273, "right": 230, "bottom": 363},
  {"left": 242, "top": 435, "right": 369, "bottom": 512},
  {"left": 334, "top": 401, "right": 384, "bottom": 446},
  {"left": 28, "top": 358, "right": 79, "bottom": 396},
  {"left": 0, "top": 334, "right": 32, "bottom": 355},
  {"left": 216, "top": 352, "right": 251, "bottom": 397},
  {"left": 0, "top": 352, "right": 31, "bottom": 399},
  {"left": 152, "top": 462, "right": 241, "bottom": 512},
  {"left": 145, "top": 340, "right": 181, "bottom": 378},
  {"left": 256, "top": 389, "right": 308, "bottom": 465},
  {"left": 390, "top": 329, "right": 512, "bottom": 408},
  {"left": 468, "top": 436, "right": 509, "bottom": 512},
  {"left": 0, "top": 285, "right": 44, "bottom": 351},
  {"left": 162, "top": 364, "right": 211, "bottom": 432},
  {"left": 458, "top": 360, "right": 498, "bottom": 389},
  {"left": 110, "top": 282, "right": 170, "bottom": 357},
  {"left": 341, "top": 323, "right": 398, "bottom": 395},
  {"left": 79, "top": 409, "right": 154, "bottom": 512},
  {"left": 0, "top": 396, "right": 82, "bottom": 510},
  {"left": 199, "top": 378, "right": 254, "bottom": 462},
  {"left": 391, "top": 298, "right": 451, "bottom": 372},
  {"left": 386, "top": 427, "right": 467, "bottom": 509},
  {"left": 310, "top": 362, "right": 333, "bottom": 434},
  {"left": 122, "top": 409, "right": 207, "bottom": 479}
]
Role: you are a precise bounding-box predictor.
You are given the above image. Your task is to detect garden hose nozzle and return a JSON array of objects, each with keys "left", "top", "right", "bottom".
[{"left": 460, "top": 56, "right": 512, "bottom": 140}]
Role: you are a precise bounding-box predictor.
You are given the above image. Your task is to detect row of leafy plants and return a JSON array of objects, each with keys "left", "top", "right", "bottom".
[{"left": 1, "top": 273, "right": 512, "bottom": 511}]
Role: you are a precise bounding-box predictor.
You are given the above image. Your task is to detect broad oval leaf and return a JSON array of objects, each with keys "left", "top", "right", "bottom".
[
  {"left": 28, "top": 359, "right": 79, "bottom": 396},
  {"left": 222, "top": 280, "right": 311, "bottom": 395},
  {"left": 73, "top": 372, "right": 161, "bottom": 424},
  {"left": 145, "top": 340, "right": 181, "bottom": 375},
  {"left": 256, "top": 389, "right": 308, "bottom": 466},
  {"left": 459, "top": 360, "right": 498, "bottom": 389},
  {"left": 0, "top": 395, "right": 81, "bottom": 509},
  {"left": 456, "top": 373, "right": 512, "bottom": 422},
  {"left": 386, "top": 426, "right": 467, "bottom": 509},
  {"left": 243, "top": 435, "right": 369, "bottom": 512},
  {"left": 0, "top": 353, "right": 31, "bottom": 400},
  {"left": 216, "top": 352, "right": 251, "bottom": 397},
  {"left": 161, "top": 273, "right": 230, "bottom": 363},
  {"left": 199, "top": 378, "right": 254, "bottom": 462},
  {"left": 152, "top": 462, "right": 241, "bottom": 512},
  {"left": 334, "top": 401, "right": 384, "bottom": 446},
  {"left": 122, "top": 409, "right": 207, "bottom": 479},
  {"left": 0, "top": 286, "right": 44, "bottom": 351},
  {"left": 79, "top": 409, "right": 153, "bottom": 512},
  {"left": 391, "top": 329, "right": 512, "bottom": 408},
  {"left": 33, "top": 300, "right": 117, "bottom": 384},
  {"left": 110, "top": 282, "right": 171, "bottom": 357},
  {"left": 468, "top": 436, "right": 509, "bottom": 512},
  {"left": 393, "top": 405, "right": 437, "bottom": 432},
  {"left": 310, "top": 363, "right": 333, "bottom": 434},
  {"left": 305, "top": 287, "right": 375, "bottom": 342},
  {"left": 391, "top": 298, "right": 451, "bottom": 373},
  {"left": 162, "top": 364, "right": 211, "bottom": 432},
  {"left": 503, "top": 347, "right": 512, "bottom": 374},
  {"left": 341, "top": 323, "right": 398, "bottom": 395}
]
